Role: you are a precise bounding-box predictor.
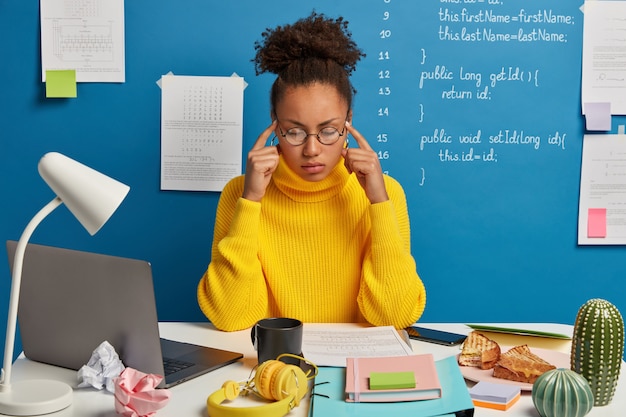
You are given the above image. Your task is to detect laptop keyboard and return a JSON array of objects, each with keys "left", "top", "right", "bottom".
[{"left": 162, "top": 357, "right": 194, "bottom": 376}]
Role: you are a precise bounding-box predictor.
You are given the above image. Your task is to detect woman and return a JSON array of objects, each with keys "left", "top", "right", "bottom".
[{"left": 197, "top": 12, "right": 426, "bottom": 331}]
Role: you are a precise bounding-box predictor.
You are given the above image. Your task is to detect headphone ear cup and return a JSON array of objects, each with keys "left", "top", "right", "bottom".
[
  {"left": 254, "top": 359, "right": 285, "bottom": 400},
  {"left": 273, "top": 364, "right": 308, "bottom": 406},
  {"left": 254, "top": 360, "right": 309, "bottom": 404}
]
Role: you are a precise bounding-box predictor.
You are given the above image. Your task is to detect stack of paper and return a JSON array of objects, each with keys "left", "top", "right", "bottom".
[
  {"left": 469, "top": 381, "right": 521, "bottom": 411},
  {"left": 302, "top": 325, "right": 413, "bottom": 367}
]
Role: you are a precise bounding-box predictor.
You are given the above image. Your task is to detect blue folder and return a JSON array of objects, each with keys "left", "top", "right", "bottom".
[{"left": 308, "top": 355, "right": 474, "bottom": 417}]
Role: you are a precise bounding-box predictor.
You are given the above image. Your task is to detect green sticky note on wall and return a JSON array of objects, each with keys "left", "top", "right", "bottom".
[
  {"left": 369, "top": 371, "right": 416, "bottom": 390},
  {"left": 46, "top": 70, "right": 77, "bottom": 98}
]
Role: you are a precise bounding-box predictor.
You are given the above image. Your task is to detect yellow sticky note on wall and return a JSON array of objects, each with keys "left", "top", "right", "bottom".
[{"left": 45, "top": 70, "right": 77, "bottom": 98}]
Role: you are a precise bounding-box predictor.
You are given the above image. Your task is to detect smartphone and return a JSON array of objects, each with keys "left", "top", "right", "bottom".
[{"left": 405, "top": 326, "right": 467, "bottom": 346}]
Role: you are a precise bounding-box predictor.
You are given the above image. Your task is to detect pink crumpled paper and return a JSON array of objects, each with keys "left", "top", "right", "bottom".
[{"left": 114, "top": 367, "right": 171, "bottom": 417}]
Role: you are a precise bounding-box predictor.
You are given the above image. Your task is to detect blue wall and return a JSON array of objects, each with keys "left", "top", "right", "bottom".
[{"left": 2, "top": 0, "right": 625, "bottom": 360}]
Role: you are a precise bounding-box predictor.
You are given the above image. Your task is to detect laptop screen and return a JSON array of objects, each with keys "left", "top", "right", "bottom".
[{"left": 7, "top": 240, "right": 167, "bottom": 377}]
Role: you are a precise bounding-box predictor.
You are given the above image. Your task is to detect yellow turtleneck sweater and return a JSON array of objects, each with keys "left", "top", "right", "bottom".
[{"left": 197, "top": 156, "right": 426, "bottom": 331}]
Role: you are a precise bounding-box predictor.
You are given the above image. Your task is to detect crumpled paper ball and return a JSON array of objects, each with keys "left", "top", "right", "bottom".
[
  {"left": 114, "top": 367, "right": 171, "bottom": 417},
  {"left": 77, "top": 340, "right": 125, "bottom": 393}
]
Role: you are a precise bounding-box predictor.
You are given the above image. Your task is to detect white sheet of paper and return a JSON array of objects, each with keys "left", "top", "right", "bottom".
[
  {"left": 40, "top": 0, "right": 125, "bottom": 83},
  {"left": 160, "top": 74, "right": 244, "bottom": 192},
  {"left": 582, "top": 1, "right": 626, "bottom": 115},
  {"left": 302, "top": 325, "right": 413, "bottom": 367},
  {"left": 578, "top": 134, "right": 626, "bottom": 244}
]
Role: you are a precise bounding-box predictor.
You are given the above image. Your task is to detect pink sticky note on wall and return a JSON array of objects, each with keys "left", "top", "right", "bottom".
[{"left": 588, "top": 208, "right": 607, "bottom": 238}]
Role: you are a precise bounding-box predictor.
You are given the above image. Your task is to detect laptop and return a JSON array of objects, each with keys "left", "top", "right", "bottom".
[{"left": 6, "top": 240, "right": 243, "bottom": 388}]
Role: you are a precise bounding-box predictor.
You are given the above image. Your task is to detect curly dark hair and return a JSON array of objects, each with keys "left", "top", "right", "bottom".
[{"left": 253, "top": 12, "right": 366, "bottom": 113}]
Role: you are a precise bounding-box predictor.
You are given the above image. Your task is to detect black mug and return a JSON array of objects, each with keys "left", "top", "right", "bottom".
[{"left": 251, "top": 317, "right": 303, "bottom": 365}]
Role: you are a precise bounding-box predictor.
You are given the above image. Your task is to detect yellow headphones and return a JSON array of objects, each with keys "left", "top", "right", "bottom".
[{"left": 207, "top": 354, "right": 318, "bottom": 417}]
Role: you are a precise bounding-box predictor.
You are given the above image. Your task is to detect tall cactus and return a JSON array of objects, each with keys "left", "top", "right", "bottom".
[{"left": 570, "top": 298, "right": 624, "bottom": 406}]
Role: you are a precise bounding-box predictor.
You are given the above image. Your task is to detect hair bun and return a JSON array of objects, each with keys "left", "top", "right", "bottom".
[{"left": 253, "top": 12, "right": 365, "bottom": 76}]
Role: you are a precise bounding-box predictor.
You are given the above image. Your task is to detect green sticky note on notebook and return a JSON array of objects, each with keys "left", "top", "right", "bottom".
[
  {"left": 46, "top": 70, "right": 77, "bottom": 98},
  {"left": 369, "top": 371, "right": 416, "bottom": 390}
]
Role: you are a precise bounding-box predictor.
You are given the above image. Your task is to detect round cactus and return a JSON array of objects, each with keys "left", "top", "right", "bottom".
[
  {"left": 532, "top": 368, "right": 594, "bottom": 417},
  {"left": 571, "top": 298, "right": 624, "bottom": 406}
]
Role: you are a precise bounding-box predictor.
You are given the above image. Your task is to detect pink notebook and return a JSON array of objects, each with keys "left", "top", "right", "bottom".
[{"left": 345, "top": 354, "right": 442, "bottom": 402}]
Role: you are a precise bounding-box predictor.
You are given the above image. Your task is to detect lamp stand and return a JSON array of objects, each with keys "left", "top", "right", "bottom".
[
  {"left": 0, "top": 197, "right": 73, "bottom": 415},
  {"left": 0, "top": 380, "right": 72, "bottom": 416}
]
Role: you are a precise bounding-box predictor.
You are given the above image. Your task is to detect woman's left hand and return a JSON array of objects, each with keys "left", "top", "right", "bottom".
[{"left": 342, "top": 121, "right": 389, "bottom": 204}]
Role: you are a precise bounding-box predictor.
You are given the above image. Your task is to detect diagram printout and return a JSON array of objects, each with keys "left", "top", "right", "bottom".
[{"left": 40, "top": 0, "right": 125, "bottom": 82}]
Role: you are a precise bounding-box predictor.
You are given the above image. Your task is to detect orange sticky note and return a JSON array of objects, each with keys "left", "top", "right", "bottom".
[{"left": 588, "top": 208, "right": 607, "bottom": 238}]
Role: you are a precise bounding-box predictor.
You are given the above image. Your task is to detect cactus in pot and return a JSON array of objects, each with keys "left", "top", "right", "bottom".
[{"left": 571, "top": 298, "right": 624, "bottom": 406}]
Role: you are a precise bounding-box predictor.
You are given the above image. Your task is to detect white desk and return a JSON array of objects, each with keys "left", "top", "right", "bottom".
[{"left": 2, "top": 322, "right": 626, "bottom": 417}]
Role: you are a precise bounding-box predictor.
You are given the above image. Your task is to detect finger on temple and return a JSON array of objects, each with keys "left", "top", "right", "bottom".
[
  {"left": 345, "top": 121, "right": 373, "bottom": 151},
  {"left": 252, "top": 120, "right": 278, "bottom": 150}
]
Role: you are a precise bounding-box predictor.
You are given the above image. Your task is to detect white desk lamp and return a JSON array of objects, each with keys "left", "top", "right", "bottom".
[{"left": 0, "top": 152, "right": 130, "bottom": 415}]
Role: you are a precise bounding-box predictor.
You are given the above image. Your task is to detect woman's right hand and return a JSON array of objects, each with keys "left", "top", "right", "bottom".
[{"left": 242, "top": 121, "right": 279, "bottom": 202}]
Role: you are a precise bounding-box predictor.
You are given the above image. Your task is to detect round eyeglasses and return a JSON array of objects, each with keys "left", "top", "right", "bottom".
[{"left": 277, "top": 123, "right": 346, "bottom": 146}]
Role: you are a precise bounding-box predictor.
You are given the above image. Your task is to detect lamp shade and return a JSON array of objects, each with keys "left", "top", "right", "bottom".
[{"left": 38, "top": 152, "right": 130, "bottom": 235}]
